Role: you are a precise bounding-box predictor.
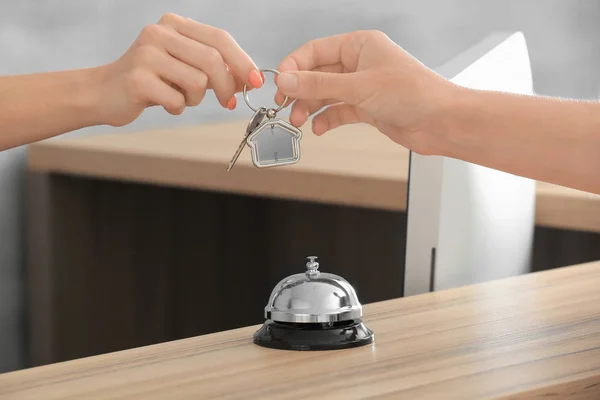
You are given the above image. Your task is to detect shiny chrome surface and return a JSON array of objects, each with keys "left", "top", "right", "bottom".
[{"left": 264, "top": 256, "right": 363, "bottom": 323}]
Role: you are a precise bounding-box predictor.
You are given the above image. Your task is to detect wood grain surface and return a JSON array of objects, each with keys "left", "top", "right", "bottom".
[
  {"left": 3, "top": 261, "right": 600, "bottom": 399},
  {"left": 27, "top": 120, "right": 600, "bottom": 233}
]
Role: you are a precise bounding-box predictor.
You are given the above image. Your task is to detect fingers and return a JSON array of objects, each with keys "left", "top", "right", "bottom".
[
  {"left": 277, "top": 33, "right": 352, "bottom": 74},
  {"left": 146, "top": 25, "right": 235, "bottom": 107},
  {"left": 289, "top": 98, "right": 338, "bottom": 127},
  {"left": 143, "top": 46, "right": 210, "bottom": 108},
  {"left": 158, "top": 13, "right": 263, "bottom": 89},
  {"left": 312, "top": 104, "right": 372, "bottom": 135},
  {"left": 277, "top": 70, "right": 361, "bottom": 104},
  {"left": 179, "top": 40, "right": 236, "bottom": 107},
  {"left": 274, "top": 31, "right": 378, "bottom": 108},
  {"left": 274, "top": 63, "right": 344, "bottom": 106},
  {"left": 138, "top": 71, "right": 187, "bottom": 115},
  {"left": 133, "top": 14, "right": 263, "bottom": 111}
]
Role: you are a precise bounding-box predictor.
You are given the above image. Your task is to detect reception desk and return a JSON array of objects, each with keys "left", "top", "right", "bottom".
[
  {"left": 27, "top": 120, "right": 600, "bottom": 233},
  {"left": 4, "top": 261, "right": 600, "bottom": 399},
  {"left": 25, "top": 121, "right": 600, "bottom": 368}
]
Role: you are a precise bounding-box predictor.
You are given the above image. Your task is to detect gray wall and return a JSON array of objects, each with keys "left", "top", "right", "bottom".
[{"left": 1, "top": 0, "right": 599, "bottom": 373}]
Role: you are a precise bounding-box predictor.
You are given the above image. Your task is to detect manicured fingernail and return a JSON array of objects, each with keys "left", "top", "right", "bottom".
[
  {"left": 249, "top": 69, "right": 263, "bottom": 88},
  {"left": 226, "top": 95, "right": 237, "bottom": 110},
  {"left": 278, "top": 72, "right": 297, "bottom": 92}
]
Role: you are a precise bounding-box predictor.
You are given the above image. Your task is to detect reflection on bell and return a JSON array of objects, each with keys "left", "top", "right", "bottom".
[{"left": 253, "top": 256, "right": 375, "bottom": 351}]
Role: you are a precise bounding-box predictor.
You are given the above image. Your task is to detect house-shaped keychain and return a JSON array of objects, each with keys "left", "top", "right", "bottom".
[{"left": 246, "top": 118, "right": 303, "bottom": 168}]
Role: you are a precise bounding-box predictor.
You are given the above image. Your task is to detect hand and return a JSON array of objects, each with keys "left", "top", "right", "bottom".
[
  {"left": 95, "top": 13, "right": 264, "bottom": 127},
  {"left": 274, "top": 30, "right": 461, "bottom": 155}
]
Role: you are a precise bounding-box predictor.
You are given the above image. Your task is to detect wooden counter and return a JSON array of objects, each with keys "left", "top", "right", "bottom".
[
  {"left": 4, "top": 261, "right": 600, "bottom": 399},
  {"left": 27, "top": 120, "right": 600, "bottom": 233}
]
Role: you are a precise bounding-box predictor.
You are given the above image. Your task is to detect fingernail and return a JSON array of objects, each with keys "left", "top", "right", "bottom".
[
  {"left": 249, "top": 70, "right": 263, "bottom": 88},
  {"left": 278, "top": 72, "right": 298, "bottom": 92},
  {"left": 226, "top": 95, "right": 237, "bottom": 110}
]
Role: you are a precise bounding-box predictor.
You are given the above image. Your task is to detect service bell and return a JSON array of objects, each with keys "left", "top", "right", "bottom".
[{"left": 253, "top": 256, "right": 375, "bottom": 351}]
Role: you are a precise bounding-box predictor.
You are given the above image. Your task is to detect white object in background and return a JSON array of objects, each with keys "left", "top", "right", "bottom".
[{"left": 404, "top": 32, "right": 536, "bottom": 296}]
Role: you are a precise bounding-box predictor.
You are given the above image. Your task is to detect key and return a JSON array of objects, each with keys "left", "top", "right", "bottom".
[{"left": 226, "top": 107, "right": 267, "bottom": 171}]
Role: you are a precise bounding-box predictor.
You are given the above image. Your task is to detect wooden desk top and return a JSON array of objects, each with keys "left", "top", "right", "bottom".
[
  {"left": 2, "top": 261, "right": 600, "bottom": 399},
  {"left": 27, "top": 120, "right": 600, "bottom": 233}
]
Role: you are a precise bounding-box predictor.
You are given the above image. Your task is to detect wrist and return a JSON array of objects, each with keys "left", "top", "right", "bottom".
[
  {"left": 429, "top": 85, "right": 484, "bottom": 159},
  {"left": 67, "top": 66, "right": 109, "bottom": 127}
]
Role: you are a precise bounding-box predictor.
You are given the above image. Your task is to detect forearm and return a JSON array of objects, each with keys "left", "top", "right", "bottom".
[
  {"left": 442, "top": 89, "right": 600, "bottom": 194},
  {"left": 0, "top": 68, "right": 104, "bottom": 150}
]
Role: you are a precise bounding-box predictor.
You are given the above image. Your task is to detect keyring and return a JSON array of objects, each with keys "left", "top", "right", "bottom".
[
  {"left": 243, "top": 69, "right": 289, "bottom": 113},
  {"left": 227, "top": 68, "right": 303, "bottom": 171}
]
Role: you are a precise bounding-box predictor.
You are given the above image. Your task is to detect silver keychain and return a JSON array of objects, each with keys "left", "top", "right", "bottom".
[{"left": 226, "top": 69, "right": 302, "bottom": 171}]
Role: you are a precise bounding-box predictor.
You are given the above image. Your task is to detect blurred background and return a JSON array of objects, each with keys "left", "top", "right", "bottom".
[{"left": 2, "top": 0, "right": 600, "bottom": 373}]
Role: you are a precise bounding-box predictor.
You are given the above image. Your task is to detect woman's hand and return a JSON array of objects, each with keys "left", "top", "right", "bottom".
[
  {"left": 0, "top": 13, "right": 264, "bottom": 150},
  {"left": 96, "top": 13, "right": 264, "bottom": 127},
  {"left": 275, "top": 30, "right": 600, "bottom": 194},
  {"left": 274, "top": 30, "right": 460, "bottom": 155}
]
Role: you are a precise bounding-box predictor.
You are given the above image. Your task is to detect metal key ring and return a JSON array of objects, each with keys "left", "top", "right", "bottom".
[{"left": 243, "top": 68, "right": 289, "bottom": 113}]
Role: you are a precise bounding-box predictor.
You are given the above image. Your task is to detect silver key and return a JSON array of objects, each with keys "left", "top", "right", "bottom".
[{"left": 226, "top": 107, "right": 267, "bottom": 171}]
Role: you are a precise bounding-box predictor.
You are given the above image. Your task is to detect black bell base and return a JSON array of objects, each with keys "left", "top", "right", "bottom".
[{"left": 253, "top": 318, "right": 374, "bottom": 351}]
